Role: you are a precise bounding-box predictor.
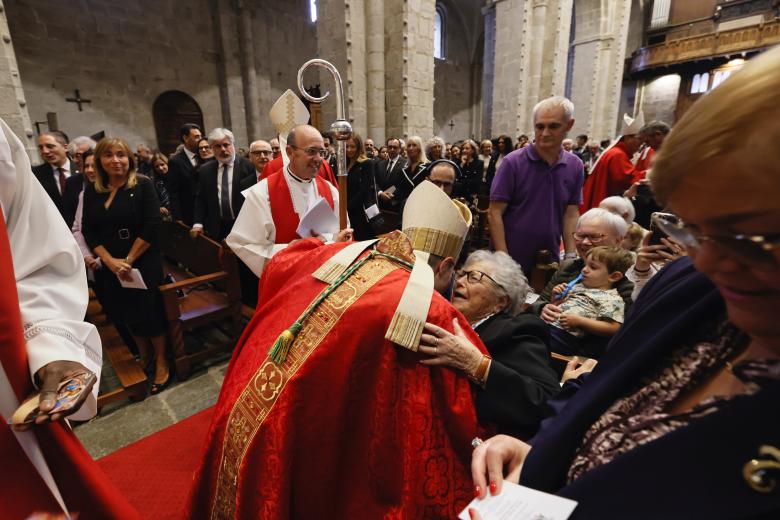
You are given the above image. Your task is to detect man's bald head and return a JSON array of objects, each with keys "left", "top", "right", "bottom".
[
  {"left": 286, "top": 125, "right": 326, "bottom": 179},
  {"left": 249, "top": 139, "right": 273, "bottom": 173}
]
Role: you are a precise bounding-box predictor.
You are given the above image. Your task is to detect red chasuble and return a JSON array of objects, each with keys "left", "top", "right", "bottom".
[
  {"left": 260, "top": 156, "right": 338, "bottom": 187},
  {"left": 187, "top": 234, "right": 489, "bottom": 519},
  {"left": 267, "top": 171, "right": 335, "bottom": 243},
  {"left": 580, "top": 141, "right": 639, "bottom": 213},
  {"left": 0, "top": 213, "right": 139, "bottom": 519}
]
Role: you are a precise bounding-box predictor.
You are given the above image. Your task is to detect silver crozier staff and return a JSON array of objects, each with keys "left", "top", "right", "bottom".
[{"left": 297, "top": 59, "right": 352, "bottom": 229}]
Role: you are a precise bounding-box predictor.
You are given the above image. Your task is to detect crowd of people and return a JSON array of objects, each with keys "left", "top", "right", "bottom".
[{"left": 14, "top": 45, "right": 779, "bottom": 519}]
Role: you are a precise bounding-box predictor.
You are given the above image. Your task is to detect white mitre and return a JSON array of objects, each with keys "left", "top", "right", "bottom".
[
  {"left": 268, "top": 89, "right": 310, "bottom": 168},
  {"left": 621, "top": 110, "right": 645, "bottom": 136},
  {"left": 385, "top": 181, "right": 472, "bottom": 350}
]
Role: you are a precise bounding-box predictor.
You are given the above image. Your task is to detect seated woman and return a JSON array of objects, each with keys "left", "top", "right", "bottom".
[
  {"left": 418, "top": 250, "right": 560, "bottom": 439},
  {"left": 469, "top": 46, "right": 780, "bottom": 519},
  {"left": 82, "top": 137, "right": 171, "bottom": 394}
]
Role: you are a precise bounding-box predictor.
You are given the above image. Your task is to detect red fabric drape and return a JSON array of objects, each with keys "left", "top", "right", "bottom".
[{"left": 0, "top": 211, "right": 139, "bottom": 519}]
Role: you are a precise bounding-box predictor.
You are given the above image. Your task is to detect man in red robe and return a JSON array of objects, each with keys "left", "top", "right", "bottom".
[
  {"left": 188, "top": 181, "right": 488, "bottom": 519},
  {"left": 631, "top": 120, "right": 671, "bottom": 184},
  {"left": 0, "top": 118, "right": 138, "bottom": 519},
  {"left": 580, "top": 112, "right": 644, "bottom": 212},
  {"left": 261, "top": 153, "right": 338, "bottom": 186}
]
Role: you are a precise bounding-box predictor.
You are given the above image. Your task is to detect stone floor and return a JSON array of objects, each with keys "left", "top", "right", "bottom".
[{"left": 74, "top": 353, "right": 231, "bottom": 459}]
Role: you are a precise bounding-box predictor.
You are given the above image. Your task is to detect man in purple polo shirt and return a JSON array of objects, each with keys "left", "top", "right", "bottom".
[{"left": 488, "top": 96, "right": 584, "bottom": 276}]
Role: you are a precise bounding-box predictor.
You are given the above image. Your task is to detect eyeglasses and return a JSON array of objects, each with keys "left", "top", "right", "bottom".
[
  {"left": 251, "top": 150, "right": 273, "bottom": 156},
  {"left": 290, "top": 145, "right": 328, "bottom": 158},
  {"left": 652, "top": 212, "right": 780, "bottom": 271},
  {"left": 572, "top": 232, "right": 608, "bottom": 244},
  {"left": 198, "top": 146, "right": 211, "bottom": 151},
  {"left": 456, "top": 269, "right": 505, "bottom": 292}
]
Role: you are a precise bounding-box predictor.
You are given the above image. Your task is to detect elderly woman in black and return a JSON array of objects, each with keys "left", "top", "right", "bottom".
[
  {"left": 418, "top": 250, "right": 560, "bottom": 439},
  {"left": 82, "top": 137, "right": 171, "bottom": 394}
]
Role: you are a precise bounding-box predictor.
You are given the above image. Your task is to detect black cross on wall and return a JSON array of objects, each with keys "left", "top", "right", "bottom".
[{"left": 65, "top": 89, "right": 92, "bottom": 111}]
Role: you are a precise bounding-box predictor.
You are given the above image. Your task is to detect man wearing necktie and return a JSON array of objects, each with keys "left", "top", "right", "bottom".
[
  {"left": 191, "top": 128, "right": 256, "bottom": 241},
  {"left": 32, "top": 132, "right": 82, "bottom": 222}
]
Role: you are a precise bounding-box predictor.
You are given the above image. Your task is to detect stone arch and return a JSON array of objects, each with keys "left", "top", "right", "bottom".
[{"left": 152, "top": 91, "right": 204, "bottom": 155}]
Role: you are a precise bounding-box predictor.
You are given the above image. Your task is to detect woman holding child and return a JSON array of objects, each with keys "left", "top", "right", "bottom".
[
  {"left": 418, "top": 250, "right": 560, "bottom": 439},
  {"left": 468, "top": 45, "right": 780, "bottom": 519}
]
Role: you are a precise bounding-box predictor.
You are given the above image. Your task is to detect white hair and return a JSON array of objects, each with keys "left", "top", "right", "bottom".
[
  {"left": 425, "top": 136, "right": 446, "bottom": 161},
  {"left": 68, "top": 136, "right": 97, "bottom": 155},
  {"left": 532, "top": 96, "right": 574, "bottom": 122},
  {"left": 577, "top": 207, "right": 628, "bottom": 239},
  {"left": 464, "top": 250, "right": 529, "bottom": 317},
  {"left": 599, "top": 196, "right": 635, "bottom": 225},
  {"left": 207, "top": 127, "right": 235, "bottom": 145}
]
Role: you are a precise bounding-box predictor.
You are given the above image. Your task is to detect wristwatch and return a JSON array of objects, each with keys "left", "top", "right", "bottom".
[{"left": 563, "top": 252, "right": 578, "bottom": 260}]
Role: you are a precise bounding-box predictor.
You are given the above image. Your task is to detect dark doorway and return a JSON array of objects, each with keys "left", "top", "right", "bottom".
[{"left": 153, "top": 91, "right": 204, "bottom": 155}]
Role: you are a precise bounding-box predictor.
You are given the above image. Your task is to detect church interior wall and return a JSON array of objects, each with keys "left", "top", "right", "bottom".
[
  {"left": 6, "top": 0, "right": 317, "bottom": 161},
  {"left": 640, "top": 73, "right": 680, "bottom": 126},
  {"left": 433, "top": 0, "right": 483, "bottom": 142},
  {"left": 566, "top": 0, "right": 601, "bottom": 139}
]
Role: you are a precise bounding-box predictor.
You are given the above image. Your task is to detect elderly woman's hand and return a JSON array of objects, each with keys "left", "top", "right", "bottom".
[
  {"left": 540, "top": 303, "right": 563, "bottom": 324},
  {"left": 635, "top": 233, "right": 686, "bottom": 271},
  {"left": 418, "top": 318, "right": 483, "bottom": 376},
  {"left": 471, "top": 434, "right": 531, "bottom": 499}
]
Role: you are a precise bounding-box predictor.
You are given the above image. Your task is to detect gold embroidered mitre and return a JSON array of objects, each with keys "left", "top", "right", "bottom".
[
  {"left": 401, "top": 179, "right": 472, "bottom": 260},
  {"left": 386, "top": 180, "right": 472, "bottom": 351}
]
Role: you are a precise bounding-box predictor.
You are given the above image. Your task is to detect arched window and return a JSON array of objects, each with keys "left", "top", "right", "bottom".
[
  {"left": 309, "top": 0, "right": 317, "bottom": 23},
  {"left": 690, "top": 74, "right": 701, "bottom": 94},
  {"left": 690, "top": 73, "right": 709, "bottom": 94},
  {"left": 434, "top": 5, "right": 446, "bottom": 60}
]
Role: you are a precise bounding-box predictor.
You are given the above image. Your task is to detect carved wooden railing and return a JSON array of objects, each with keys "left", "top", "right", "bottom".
[{"left": 631, "top": 18, "right": 780, "bottom": 73}]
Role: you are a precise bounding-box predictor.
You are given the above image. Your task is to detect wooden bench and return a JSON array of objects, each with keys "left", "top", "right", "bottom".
[
  {"left": 158, "top": 221, "right": 242, "bottom": 381},
  {"left": 87, "top": 296, "right": 148, "bottom": 407}
]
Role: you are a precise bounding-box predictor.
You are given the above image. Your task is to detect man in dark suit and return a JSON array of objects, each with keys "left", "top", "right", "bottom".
[
  {"left": 241, "top": 139, "right": 273, "bottom": 189},
  {"left": 375, "top": 136, "right": 407, "bottom": 208},
  {"left": 167, "top": 123, "right": 202, "bottom": 225},
  {"left": 191, "top": 128, "right": 255, "bottom": 241},
  {"left": 32, "top": 132, "right": 81, "bottom": 223}
]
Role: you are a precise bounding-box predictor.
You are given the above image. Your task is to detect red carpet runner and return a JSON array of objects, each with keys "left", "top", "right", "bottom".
[{"left": 97, "top": 407, "right": 214, "bottom": 519}]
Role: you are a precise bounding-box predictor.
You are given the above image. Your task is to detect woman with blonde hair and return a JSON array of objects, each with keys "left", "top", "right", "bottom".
[
  {"left": 457, "top": 138, "right": 481, "bottom": 201},
  {"left": 425, "top": 136, "right": 445, "bottom": 161},
  {"left": 82, "top": 137, "right": 171, "bottom": 394},
  {"left": 389, "top": 135, "right": 429, "bottom": 210},
  {"left": 345, "top": 132, "right": 380, "bottom": 240},
  {"left": 469, "top": 46, "right": 780, "bottom": 519}
]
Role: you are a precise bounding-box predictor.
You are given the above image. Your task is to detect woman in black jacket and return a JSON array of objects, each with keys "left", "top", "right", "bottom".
[
  {"left": 82, "top": 137, "right": 171, "bottom": 394},
  {"left": 457, "top": 139, "right": 482, "bottom": 203},
  {"left": 345, "top": 132, "right": 380, "bottom": 240},
  {"left": 418, "top": 250, "right": 560, "bottom": 439}
]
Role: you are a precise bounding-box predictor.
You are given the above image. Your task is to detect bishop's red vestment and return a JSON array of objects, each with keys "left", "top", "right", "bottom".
[
  {"left": 0, "top": 212, "right": 139, "bottom": 520},
  {"left": 187, "top": 234, "right": 487, "bottom": 519},
  {"left": 580, "top": 141, "right": 639, "bottom": 212}
]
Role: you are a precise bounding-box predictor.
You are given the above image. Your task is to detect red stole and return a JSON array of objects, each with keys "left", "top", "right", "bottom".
[
  {"left": 267, "top": 171, "right": 335, "bottom": 244},
  {"left": 0, "top": 212, "right": 139, "bottom": 519}
]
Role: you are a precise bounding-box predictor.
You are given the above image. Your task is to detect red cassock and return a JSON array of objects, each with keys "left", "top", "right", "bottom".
[
  {"left": 0, "top": 213, "right": 139, "bottom": 519},
  {"left": 186, "top": 234, "right": 488, "bottom": 519},
  {"left": 260, "top": 156, "right": 338, "bottom": 186},
  {"left": 580, "top": 141, "right": 639, "bottom": 213}
]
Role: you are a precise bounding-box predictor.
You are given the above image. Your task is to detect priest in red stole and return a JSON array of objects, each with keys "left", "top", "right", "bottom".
[
  {"left": 227, "top": 124, "right": 341, "bottom": 277},
  {"left": 188, "top": 181, "right": 489, "bottom": 519},
  {"left": 580, "top": 112, "right": 644, "bottom": 212},
  {"left": 0, "top": 119, "right": 138, "bottom": 519}
]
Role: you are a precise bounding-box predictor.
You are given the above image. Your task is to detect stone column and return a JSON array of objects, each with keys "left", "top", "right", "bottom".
[
  {"left": 236, "top": 0, "right": 261, "bottom": 142},
  {"left": 365, "top": 0, "right": 386, "bottom": 143},
  {"left": 0, "top": 1, "right": 35, "bottom": 157},
  {"left": 488, "top": 0, "right": 574, "bottom": 136},
  {"left": 385, "top": 0, "right": 435, "bottom": 138},
  {"left": 568, "top": 0, "right": 632, "bottom": 139}
]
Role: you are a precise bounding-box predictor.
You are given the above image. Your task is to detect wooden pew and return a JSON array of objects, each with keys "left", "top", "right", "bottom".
[
  {"left": 158, "top": 221, "right": 242, "bottom": 380},
  {"left": 87, "top": 296, "right": 148, "bottom": 407}
]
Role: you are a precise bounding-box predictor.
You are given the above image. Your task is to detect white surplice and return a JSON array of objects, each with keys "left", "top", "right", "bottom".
[
  {"left": 0, "top": 118, "right": 103, "bottom": 515},
  {"left": 227, "top": 166, "right": 340, "bottom": 277}
]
